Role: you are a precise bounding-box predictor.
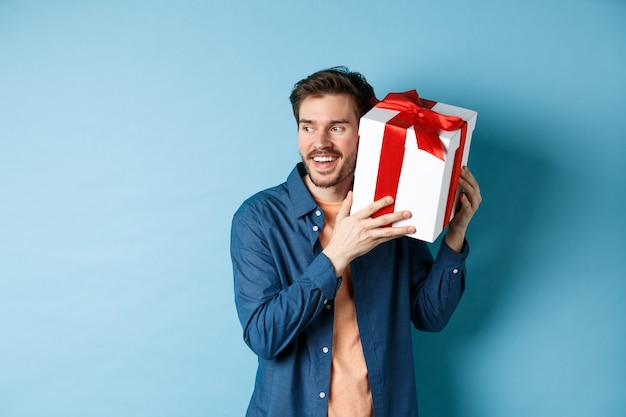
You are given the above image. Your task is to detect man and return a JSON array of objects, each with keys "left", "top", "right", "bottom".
[{"left": 231, "top": 67, "right": 481, "bottom": 417}]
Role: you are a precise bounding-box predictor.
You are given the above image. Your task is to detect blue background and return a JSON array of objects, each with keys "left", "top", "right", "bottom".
[{"left": 1, "top": 1, "right": 624, "bottom": 416}]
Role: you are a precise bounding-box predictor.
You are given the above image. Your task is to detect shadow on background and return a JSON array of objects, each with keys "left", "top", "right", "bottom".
[{"left": 411, "top": 126, "right": 555, "bottom": 417}]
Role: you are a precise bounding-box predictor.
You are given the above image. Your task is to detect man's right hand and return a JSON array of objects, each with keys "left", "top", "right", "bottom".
[{"left": 322, "top": 191, "right": 416, "bottom": 277}]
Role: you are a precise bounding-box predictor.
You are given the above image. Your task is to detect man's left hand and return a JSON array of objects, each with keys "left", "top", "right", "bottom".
[{"left": 444, "top": 166, "right": 482, "bottom": 252}]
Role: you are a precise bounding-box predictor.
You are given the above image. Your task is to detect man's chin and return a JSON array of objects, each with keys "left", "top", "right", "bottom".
[{"left": 307, "top": 173, "right": 338, "bottom": 189}]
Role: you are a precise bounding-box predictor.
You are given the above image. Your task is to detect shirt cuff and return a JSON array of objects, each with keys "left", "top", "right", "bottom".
[
  {"left": 435, "top": 238, "right": 470, "bottom": 270},
  {"left": 307, "top": 252, "right": 341, "bottom": 300}
]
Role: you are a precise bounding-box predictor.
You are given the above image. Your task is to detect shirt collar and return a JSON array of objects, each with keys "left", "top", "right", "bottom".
[{"left": 287, "top": 163, "right": 318, "bottom": 218}]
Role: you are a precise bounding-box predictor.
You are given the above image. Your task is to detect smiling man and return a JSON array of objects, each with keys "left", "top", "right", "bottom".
[
  {"left": 231, "top": 67, "right": 482, "bottom": 417},
  {"left": 298, "top": 93, "right": 358, "bottom": 194}
]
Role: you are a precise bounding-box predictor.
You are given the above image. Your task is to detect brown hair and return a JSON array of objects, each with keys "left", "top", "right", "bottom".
[{"left": 289, "top": 66, "right": 376, "bottom": 123}]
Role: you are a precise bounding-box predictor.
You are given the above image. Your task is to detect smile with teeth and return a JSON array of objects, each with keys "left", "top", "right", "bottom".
[{"left": 313, "top": 155, "right": 338, "bottom": 163}]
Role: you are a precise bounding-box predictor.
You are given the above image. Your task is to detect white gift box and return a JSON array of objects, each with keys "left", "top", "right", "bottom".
[{"left": 351, "top": 96, "right": 477, "bottom": 242}]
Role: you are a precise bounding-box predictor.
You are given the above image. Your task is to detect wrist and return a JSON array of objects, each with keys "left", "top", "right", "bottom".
[
  {"left": 322, "top": 244, "right": 349, "bottom": 278},
  {"left": 444, "top": 225, "right": 466, "bottom": 254}
]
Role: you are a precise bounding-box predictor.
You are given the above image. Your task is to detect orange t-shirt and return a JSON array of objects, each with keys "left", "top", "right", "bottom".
[{"left": 317, "top": 200, "right": 373, "bottom": 417}]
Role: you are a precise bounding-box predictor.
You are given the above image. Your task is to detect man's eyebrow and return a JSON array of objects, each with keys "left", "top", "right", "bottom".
[{"left": 298, "top": 118, "right": 351, "bottom": 125}]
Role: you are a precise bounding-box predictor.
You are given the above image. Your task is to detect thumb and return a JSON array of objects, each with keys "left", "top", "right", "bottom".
[{"left": 337, "top": 190, "right": 353, "bottom": 221}]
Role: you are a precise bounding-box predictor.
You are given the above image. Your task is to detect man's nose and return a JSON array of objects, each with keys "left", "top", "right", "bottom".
[{"left": 312, "top": 130, "right": 332, "bottom": 148}]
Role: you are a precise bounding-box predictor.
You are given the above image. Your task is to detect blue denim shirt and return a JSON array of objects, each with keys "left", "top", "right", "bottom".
[{"left": 231, "top": 163, "right": 468, "bottom": 417}]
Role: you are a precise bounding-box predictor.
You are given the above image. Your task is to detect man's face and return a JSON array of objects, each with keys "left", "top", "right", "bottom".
[{"left": 297, "top": 94, "right": 359, "bottom": 190}]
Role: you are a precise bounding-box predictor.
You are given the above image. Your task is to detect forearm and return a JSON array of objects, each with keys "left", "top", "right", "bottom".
[
  {"left": 234, "top": 253, "right": 339, "bottom": 359},
  {"left": 411, "top": 239, "right": 468, "bottom": 331},
  {"left": 444, "top": 224, "right": 467, "bottom": 254}
]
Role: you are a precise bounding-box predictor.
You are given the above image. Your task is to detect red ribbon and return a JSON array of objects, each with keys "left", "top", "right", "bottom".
[{"left": 371, "top": 90, "right": 468, "bottom": 228}]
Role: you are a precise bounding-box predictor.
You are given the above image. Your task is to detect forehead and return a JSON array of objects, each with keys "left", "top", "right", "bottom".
[{"left": 298, "top": 94, "right": 358, "bottom": 123}]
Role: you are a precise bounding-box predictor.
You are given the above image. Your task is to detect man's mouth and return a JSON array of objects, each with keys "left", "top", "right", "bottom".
[{"left": 312, "top": 155, "right": 338, "bottom": 163}]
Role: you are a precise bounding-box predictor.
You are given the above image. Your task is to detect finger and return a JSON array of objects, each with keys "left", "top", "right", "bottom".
[
  {"left": 368, "top": 209, "right": 412, "bottom": 228},
  {"left": 460, "top": 166, "right": 479, "bottom": 191},
  {"left": 459, "top": 170, "right": 481, "bottom": 204},
  {"left": 461, "top": 166, "right": 476, "bottom": 182},
  {"left": 460, "top": 186, "right": 480, "bottom": 212},
  {"left": 337, "top": 191, "right": 353, "bottom": 220},
  {"left": 450, "top": 195, "right": 471, "bottom": 228},
  {"left": 369, "top": 224, "right": 416, "bottom": 240},
  {"left": 354, "top": 195, "right": 395, "bottom": 219},
  {"left": 457, "top": 188, "right": 470, "bottom": 210}
]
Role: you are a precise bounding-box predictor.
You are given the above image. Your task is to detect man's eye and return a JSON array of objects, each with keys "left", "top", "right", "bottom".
[
  {"left": 330, "top": 126, "right": 344, "bottom": 133},
  {"left": 302, "top": 126, "right": 313, "bottom": 132}
]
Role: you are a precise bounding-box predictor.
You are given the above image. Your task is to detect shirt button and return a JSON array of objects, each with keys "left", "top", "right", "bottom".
[
  {"left": 319, "top": 392, "right": 326, "bottom": 399},
  {"left": 315, "top": 210, "right": 321, "bottom": 216},
  {"left": 322, "top": 346, "right": 329, "bottom": 353},
  {"left": 312, "top": 225, "right": 319, "bottom": 232},
  {"left": 325, "top": 304, "right": 332, "bottom": 310},
  {"left": 452, "top": 268, "right": 459, "bottom": 274}
]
